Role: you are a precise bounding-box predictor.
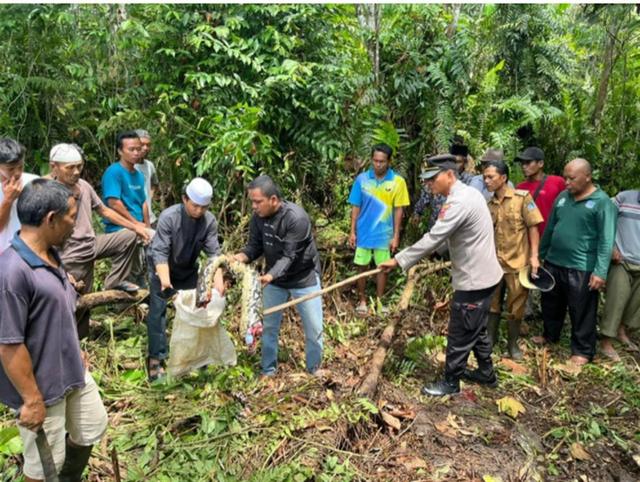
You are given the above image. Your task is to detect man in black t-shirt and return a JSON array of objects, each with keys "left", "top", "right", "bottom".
[{"left": 234, "top": 175, "right": 323, "bottom": 376}]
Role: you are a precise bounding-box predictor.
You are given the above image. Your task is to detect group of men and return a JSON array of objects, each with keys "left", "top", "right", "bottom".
[
  {"left": 0, "top": 132, "right": 325, "bottom": 480},
  {"left": 352, "top": 142, "right": 636, "bottom": 396},
  {"left": 0, "top": 131, "right": 639, "bottom": 479}
]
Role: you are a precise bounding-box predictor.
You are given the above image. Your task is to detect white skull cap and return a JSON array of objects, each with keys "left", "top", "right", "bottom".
[
  {"left": 185, "top": 177, "right": 213, "bottom": 206},
  {"left": 49, "top": 143, "right": 83, "bottom": 164}
]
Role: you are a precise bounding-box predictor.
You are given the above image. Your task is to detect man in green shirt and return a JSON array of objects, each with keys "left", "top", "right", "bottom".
[{"left": 534, "top": 158, "right": 617, "bottom": 365}]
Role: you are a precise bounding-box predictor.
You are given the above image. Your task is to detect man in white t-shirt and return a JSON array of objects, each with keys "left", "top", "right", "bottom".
[
  {"left": 0, "top": 138, "right": 38, "bottom": 254},
  {"left": 134, "top": 129, "right": 159, "bottom": 226}
]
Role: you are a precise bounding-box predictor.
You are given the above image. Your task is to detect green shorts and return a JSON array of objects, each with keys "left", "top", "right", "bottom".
[{"left": 354, "top": 247, "right": 391, "bottom": 267}]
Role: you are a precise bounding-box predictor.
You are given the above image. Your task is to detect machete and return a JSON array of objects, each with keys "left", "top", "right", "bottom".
[
  {"left": 35, "top": 427, "right": 59, "bottom": 482},
  {"left": 16, "top": 409, "right": 59, "bottom": 481}
]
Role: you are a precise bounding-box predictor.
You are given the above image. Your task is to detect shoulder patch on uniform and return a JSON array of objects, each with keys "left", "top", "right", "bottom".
[
  {"left": 514, "top": 189, "right": 529, "bottom": 196},
  {"left": 527, "top": 201, "right": 537, "bottom": 211},
  {"left": 438, "top": 203, "right": 451, "bottom": 220}
]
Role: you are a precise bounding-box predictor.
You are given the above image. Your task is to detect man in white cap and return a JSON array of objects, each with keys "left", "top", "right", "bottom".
[
  {"left": 0, "top": 138, "right": 39, "bottom": 255},
  {"left": 47, "top": 143, "right": 151, "bottom": 338},
  {"left": 146, "top": 177, "right": 224, "bottom": 381}
]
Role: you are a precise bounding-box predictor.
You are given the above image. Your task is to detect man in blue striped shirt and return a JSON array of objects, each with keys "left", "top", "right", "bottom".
[{"left": 600, "top": 189, "right": 640, "bottom": 360}]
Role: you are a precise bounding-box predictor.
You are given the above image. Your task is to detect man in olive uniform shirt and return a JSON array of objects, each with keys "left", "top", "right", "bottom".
[
  {"left": 535, "top": 159, "right": 617, "bottom": 365},
  {"left": 484, "top": 160, "right": 543, "bottom": 360}
]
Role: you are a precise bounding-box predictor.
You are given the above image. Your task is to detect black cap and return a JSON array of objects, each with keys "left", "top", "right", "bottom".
[
  {"left": 519, "top": 266, "right": 555, "bottom": 292},
  {"left": 515, "top": 147, "right": 544, "bottom": 163},
  {"left": 449, "top": 144, "right": 469, "bottom": 157},
  {"left": 420, "top": 154, "right": 457, "bottom": 179}
]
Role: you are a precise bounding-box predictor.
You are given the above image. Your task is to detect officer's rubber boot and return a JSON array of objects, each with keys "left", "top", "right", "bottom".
[
  {"left": 507, "top": 319, "right": 523, "bottom": 360},
  {"left": 58, "top": 439, "right": 93, "bottom": 482},
  {"left": 487, "top": 313, "right": 500, "bottom": 349}
]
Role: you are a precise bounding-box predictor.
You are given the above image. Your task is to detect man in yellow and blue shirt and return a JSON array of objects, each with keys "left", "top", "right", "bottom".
[{"left": 349, "top": 143, "right": 410, "bottom": 316}]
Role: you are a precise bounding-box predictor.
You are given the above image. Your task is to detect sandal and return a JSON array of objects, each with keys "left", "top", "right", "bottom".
[{"left": 147, "top": 357, "right": 166, "bottom": 382}]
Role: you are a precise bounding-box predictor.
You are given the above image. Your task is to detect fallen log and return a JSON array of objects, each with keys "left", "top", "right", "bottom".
[
  {"left": 357, "top": 261, "right": 451, "bottom": 399},
  {"left": 76, "top": 289, "right": 149, "bottom": 312}
]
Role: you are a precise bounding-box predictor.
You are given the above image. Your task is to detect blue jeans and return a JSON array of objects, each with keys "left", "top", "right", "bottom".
[{"left": 261, "top": 276, "right": 323, "bottom": 375}]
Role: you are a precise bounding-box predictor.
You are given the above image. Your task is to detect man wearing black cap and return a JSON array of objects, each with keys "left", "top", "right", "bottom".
[
  {"left": 515, "top": 147, "right": 565, "bottom": 324},
  {"left": 515, "top": 147, "right": 565, "bottom": 235},
  {"left": 412, "top": 143, "right": 475, "bottom": 232},
  {"left": 380, "top": 154, "right": 503, "bottom": 396}
]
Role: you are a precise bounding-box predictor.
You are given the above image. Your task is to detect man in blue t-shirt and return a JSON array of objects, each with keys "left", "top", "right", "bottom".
[
  {"left": 101, "top": 131, "right": 150, "bottom": 233},
  {"left": 348, "top": 143, "right": 410, "bottom": 316}
]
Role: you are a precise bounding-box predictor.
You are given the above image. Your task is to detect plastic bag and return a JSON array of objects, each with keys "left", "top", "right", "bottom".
[{"left": 167, "top": 289, "right": 237, "bottom": 377}]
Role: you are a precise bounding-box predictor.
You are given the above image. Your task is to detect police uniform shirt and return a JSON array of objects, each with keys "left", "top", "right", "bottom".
[{"left": 396, "top": 180, "right": 503, "bottom": 291}]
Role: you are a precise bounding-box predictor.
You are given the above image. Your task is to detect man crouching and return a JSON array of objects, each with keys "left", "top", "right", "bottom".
[{"left": 0, "top": 179, "right": 107, "bottom": 481}]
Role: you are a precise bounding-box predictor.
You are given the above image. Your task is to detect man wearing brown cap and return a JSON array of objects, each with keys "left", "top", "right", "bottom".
[
  {"left": 380, "top": 154, "right": 503, "bottom": 396},
  {"left": 469, "top": 148, "right": 514, "bottom": 201},
  {"left": 47, "top": 143, "right": 150, "bottom": 338}
]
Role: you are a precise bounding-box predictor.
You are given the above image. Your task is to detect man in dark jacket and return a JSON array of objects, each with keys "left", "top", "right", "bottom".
[{"left": 234, "top": 175, "right": 323, "bottom": 376}]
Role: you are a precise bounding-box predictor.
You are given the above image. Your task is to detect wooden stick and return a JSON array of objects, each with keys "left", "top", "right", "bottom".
[
  {"left": 358, "top": 266, "right": 418, "bottom": 398},
  {"left": 358, "top": 260, "right": 451, "bottom": 398},
  {"left": 263, "top": 267, "right": 382, "bottom": 316},
  {"left": 111, "top": 447, "right": 121, "bottom": 482}
]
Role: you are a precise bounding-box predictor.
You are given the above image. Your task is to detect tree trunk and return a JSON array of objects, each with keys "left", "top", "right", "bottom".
[
  {"left": 592, "top": 28, "right": 619, "bottom": 126},
  {"left": 76, "top": 289, "right": 149, "bottom": 312},
  {"left": 446, "top": 4, "right": 461, "bottom": 38},
  {"left": 356, "top": 4, "right": 381, "bottom": 85}
]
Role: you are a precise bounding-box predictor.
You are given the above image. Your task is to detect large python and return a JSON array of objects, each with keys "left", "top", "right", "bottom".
[{"left": 196, "top": 255, "right": 263, "bottom": 352}]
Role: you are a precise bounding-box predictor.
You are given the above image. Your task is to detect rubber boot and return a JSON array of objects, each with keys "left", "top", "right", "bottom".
[
  {"left": 507, "top": 319, "right": 523, "bottom": 360},
  {"left": 58, "top": 439, "right": 93, "bottom": 482},
  {"left": 487, "top": 313, "right": 500, "bottom": 349}
]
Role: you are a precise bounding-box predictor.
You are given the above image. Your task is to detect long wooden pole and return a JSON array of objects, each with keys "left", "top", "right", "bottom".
[{"left": 263, "top": 267, "right": 382, "bottom": 316}]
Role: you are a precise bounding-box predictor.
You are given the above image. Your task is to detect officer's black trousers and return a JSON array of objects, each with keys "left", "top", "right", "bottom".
[
  {"left": 444, "top": 284, "right": 498, "bottom": 382},
  {"left": 541, "top": 262, "right": 598, "bottom": 360}
]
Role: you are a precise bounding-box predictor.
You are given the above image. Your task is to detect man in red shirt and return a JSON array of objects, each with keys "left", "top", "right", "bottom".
[{"left": 515, "top": 147, "right": 565, "bottom": 235}]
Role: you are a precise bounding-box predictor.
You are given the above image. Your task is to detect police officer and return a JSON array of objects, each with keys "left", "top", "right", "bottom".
[
  {"left": 483, "top": 160, "right": 543, "bottom": 359},
  {"left": 380, "top": 155, "right": 503, "bottom": 396}
]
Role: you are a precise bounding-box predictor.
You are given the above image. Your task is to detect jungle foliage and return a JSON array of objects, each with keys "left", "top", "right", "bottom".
[{"left": 1, "top": 3, "right": 639, "bottom": 227}]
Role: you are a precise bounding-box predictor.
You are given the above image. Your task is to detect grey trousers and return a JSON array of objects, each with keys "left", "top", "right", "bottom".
[
  {"left": 601, "top": 262, "right": 640, "bottom": 338},
  {"left": 64, "top": 229, "right": 139, "bottom": 339}
]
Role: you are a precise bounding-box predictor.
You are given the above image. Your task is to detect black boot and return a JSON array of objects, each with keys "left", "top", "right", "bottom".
[
  {"left": 487, "top": 313, "right": 500, "bottom": 349},
  {"left": 58, "top": 440, "right": 93, "bottom": 482},
  {"left": 507, "top": 319, "right": 523, "bottom": 360},
  {"left": 462, "top": 368, "right": 498, "bottom": 387},
  {"left": 421, "top": 378, "right": 460, "bottom": 397}
]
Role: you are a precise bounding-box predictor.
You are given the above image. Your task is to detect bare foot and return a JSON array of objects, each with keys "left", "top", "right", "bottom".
[
  {"left": 569, "top": 355, "right": 589, "bottom": 366},
  {"left": 355, "top": 302, "right": 368, "bottom": 318},
  {"left": 600, "top": 339, "right": 621, "bottom": 362},
  {"left": 617, "top": 327, "right": 639, "bottom": 351},
  {"left": 531, "top": 335, "right": 547, "bottom": 345}
]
